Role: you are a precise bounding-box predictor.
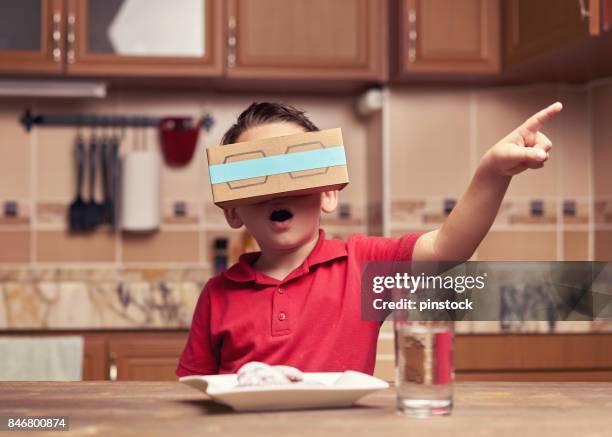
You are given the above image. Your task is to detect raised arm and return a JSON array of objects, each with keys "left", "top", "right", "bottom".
[{"left": 413, "top": 102, "right": 563, "bottom": 262}]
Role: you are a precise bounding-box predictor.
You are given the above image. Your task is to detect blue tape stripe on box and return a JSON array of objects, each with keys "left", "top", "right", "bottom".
[{"left": 209, "top": 146, "right": 346, "bottom": 184}]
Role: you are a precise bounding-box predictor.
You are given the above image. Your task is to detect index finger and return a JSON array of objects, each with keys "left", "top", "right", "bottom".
[{"left": 520, "top": 102, "right": 563, "bottom": 134}]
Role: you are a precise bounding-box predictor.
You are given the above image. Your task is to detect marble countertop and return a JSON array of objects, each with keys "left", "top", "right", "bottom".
[
  {"left": 0, "top": 267, "right": 207, "bottom": 331},
  {"left": 1, "top": 267, "right": 610, "bottom": 334}
]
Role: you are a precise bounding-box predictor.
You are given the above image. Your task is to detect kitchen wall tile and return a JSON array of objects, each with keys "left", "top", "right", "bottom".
[
  {"left": 557, "top": 88, "right": 590, "bottom": 198},
  {"left": 0, "top": 201, "right": 30, "bottom": 226},
  {"left": 34, "top": 98, "right": 119, "bottom": 203},
  {"left": 36, "top": 231, "right": 116, "bottom": 262},
  {"left": 475, "top": 86, "right": 560, "bottom": 198},
  {"left": 162, "top": 200, "right": 200, "bottom": 225},
  {"left": 563, "top": 231, "right": 589, "bottom": 261},
  {"left": 160, "top": 151, "right": 205, "bottom": 205},
  {"left": 390, "top": 199, "right": 426, "bottom": 226},
  {"left": 0, "top": 231, "right": 30, "bottom": 263},
  {"left": 561, "top": 199, "right": 589, "bottom": 225},
  {"left": 388, "top": 88, "right": 471, "bottom": 198},
  {"left": 122, "top": 231, "right": 198, "bottom": 263},
  {"left": 0, "top": 102, "right": 31, "bottom": 202},
  {"left": 0, "top": 86, "right": 605, "bottom": 269},
  {"left": 36, "top": 202, "right": 67, "bottom": 226},
  {"left": 507, "top": 199, "right": 557, "bottom": 224},
  {"left": 203, "top": 229, "right": 247, "bottom": 268},
  {"left": 594, "top": 230, "right": 612, "bottom": 261},
  {"left": 594, "top": 200, "right": 612, "bottom": 226},
  {"left": 204, "top": 203, "right": 228, "bottom": 229},
  {"left": 476, "top": 231, "right": 557, "bottom": 261},
  {"left": 36, "top": 127, "right": 87, "bottom": 203},
  {"left": 592, "top": 83, "right": 612, "bottom": 197},
  {"left": 113, "top": 90, "right": 203, "bottom": 121}
]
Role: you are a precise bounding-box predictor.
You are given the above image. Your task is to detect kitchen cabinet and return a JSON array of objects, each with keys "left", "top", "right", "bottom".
[
  {"left": 108, "top": 334, "right": 187, "bottom": 381},
  {"left": 605, "top": 1, "right": 612, "bottom": 30},
  {"left": 455, "top": 334, "right": 612, "bottom": 382},
  {"left": 501, "top": 0, "right": 612, "bottom": 82},
  {"left": 0, "top": 0, "right": 65, "bottom": 74},
  {"left": 505, "top": 0, "right": 601, "bottom": 66},
  {"left": 375, "top": 332, "right": 612, "bottom": 382},
  {"left": 82, "top": 335, "right": 108, "bottom": 380},
  {"left": 225, "top": 0, "right": 387, "bottom": 81},
  {"left": 395, "top": 0, "right": 501, "bottom": 77},
  {"left": 5, "top": 331, "right": 611, "bottom": 381},
  {"left": 64, "top": 0, "right": 223, "bottom": 77},
  {"left": 0, "top": 331, "right": 188, "bottom": 381}
]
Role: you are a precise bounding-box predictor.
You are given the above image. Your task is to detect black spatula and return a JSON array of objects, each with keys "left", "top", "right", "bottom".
[
  {"left": 83, "top": 135, "right": 101, "bottom": 231},
  {"left": 100, "top": 138, "right": 112, "bottom": 225},
  {"left": 68, "top": 135, "right": 86, "bottom": 232}
]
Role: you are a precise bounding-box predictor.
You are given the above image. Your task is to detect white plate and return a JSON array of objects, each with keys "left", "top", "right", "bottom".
[{"left": 180, "top": 370, "right": 389, "bottom": 411}]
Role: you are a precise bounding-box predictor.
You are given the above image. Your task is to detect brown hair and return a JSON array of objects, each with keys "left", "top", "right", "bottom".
[{"left": 221, "top": 102, "right": 319, "bottom": 145}]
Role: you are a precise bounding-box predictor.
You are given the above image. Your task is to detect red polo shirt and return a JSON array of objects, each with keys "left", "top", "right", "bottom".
[{"left": 176, "top": 229, "right": 421, "bottom": 376}]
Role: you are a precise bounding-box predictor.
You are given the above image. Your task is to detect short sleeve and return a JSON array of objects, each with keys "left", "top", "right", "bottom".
[
  {"left": 176, "top": 283, "right": 219, "bottom": 376},
  {"left": 348, "top": 232, "right": 422, "bottom": 263}
]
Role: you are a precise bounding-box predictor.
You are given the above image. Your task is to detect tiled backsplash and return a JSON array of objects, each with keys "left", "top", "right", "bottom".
[
  {"left": 1, "top": 82, "right": 612, "bottom": 332},
  {"left": 0, "top": 92, "right": 369, "bottom": 267},
  {"left": 388, "top": 82, "right": 612, "bottom": 261}
]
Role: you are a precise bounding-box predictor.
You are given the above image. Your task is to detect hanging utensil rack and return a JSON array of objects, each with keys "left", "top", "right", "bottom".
[{"left": 19, "top": 109, "right": 214, "bottom": 132}]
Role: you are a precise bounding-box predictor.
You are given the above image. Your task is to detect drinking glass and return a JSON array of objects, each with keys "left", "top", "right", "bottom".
[{"left": 394, "top": 320, "right": 454, "bottom": 417}]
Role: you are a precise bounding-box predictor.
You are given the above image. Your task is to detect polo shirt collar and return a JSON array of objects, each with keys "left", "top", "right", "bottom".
[{"left": 222, "top": 229, "right": 347, "bottom": 285}]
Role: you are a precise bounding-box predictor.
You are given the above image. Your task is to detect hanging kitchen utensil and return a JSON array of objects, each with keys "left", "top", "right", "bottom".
[
  {"left": 68, "top": 133, "right": 86, "bottom": 232},
  {"left": 120, "top": 120, "right": 160, "bottom": 232},
  {"left": 100, "top": 133, "right": 112, "bottom": 226},
  {"left": 159, "top": 116, "right": 199, "bottom": 167},
  {"left": 108, "top": 129, "right": 121, "bottom": 230},
  {"left": 83, "top": 131, "right": 102, "bottom": 231}
]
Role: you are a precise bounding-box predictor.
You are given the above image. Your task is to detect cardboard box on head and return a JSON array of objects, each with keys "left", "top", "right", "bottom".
[{"left": 206, "top": 128, "right": 349, "bottom": 208}]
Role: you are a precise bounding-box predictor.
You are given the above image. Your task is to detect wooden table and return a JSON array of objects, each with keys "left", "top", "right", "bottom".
[{"left": 1, "top": 382, "right": 611, "bottom": 436}]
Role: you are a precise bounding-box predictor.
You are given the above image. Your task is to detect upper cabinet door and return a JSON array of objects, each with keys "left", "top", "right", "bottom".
[
  {"left": 0, "top": 0, "right": 65, "bottom": 75},
  {"left": 605, "top": 0, "right": 612, "bottom": 32},
  {"left": 65, "top": 0, "right": 222, "bottom": 77},
  {"left": 225, "top": 0, "right": 386, "bottom": 81},
  {"left": 505, "top": 0, "right": 593, "bottom": 66},
  {"left": 397, "top": 0, "right": 501, "bottom": 76}
]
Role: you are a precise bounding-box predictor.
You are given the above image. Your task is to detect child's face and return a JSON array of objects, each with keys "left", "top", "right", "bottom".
[{"left": 223, "top": 122, "right": 338, "bottom": 251}]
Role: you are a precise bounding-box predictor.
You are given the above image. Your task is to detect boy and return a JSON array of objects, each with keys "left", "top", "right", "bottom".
[{"left": 177, "top": 101, "right": 562, "bottom": 376}]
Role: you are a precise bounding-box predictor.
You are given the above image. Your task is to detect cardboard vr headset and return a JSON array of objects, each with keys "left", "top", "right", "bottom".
[{"left": 206, "top": 128, "right": 349, "bottom": 207}]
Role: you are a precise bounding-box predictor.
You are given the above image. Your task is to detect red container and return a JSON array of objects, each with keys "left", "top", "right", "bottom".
[
  {"left": 434, "top": 331, "right": 453, "bottom": 384},
  {"left": 159, "top": 117, "right": 200, "bottom": 167}
]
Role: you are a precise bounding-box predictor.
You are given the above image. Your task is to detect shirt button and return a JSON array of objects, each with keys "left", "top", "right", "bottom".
[
  {"left": 278, "top": 312, "right": 287, "bottom": 321},
  {"left": 278, "top": 287, "right": 284, "bottom": 294}
]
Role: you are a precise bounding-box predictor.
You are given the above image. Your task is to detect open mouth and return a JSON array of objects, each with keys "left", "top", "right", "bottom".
[{"left": 269, "top": 209, "right": 294, "bottom": 222}]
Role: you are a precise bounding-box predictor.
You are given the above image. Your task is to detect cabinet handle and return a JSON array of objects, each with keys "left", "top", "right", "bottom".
[
  {"left": 67, "top": 13, "right": 76, "bottom": 64},
  {"left": 578, "top": 0, "right": 590, "bottom": 20},
  {"left": 407, "top": 9, "right": 417, "bottom": 63},
  {"left": 109, "top": 352, "right": 118, "bottom": 381},
  {"left": 227, "top": 16, "right": 237, "bottom": 68},
  {"left": 52, "top": 11, "right": 62, "bottom": 63}
]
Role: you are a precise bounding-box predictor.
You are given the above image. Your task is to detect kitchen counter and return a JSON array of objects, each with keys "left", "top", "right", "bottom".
[
  {"left": 1, "top": 265, "right": 610, "bottom": 333},
  {"left": 0, "top": 266, "right": 207, "bottom": 330},
  {"left": 1, "top": 382, "right": 611, "bottom": 436}
]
